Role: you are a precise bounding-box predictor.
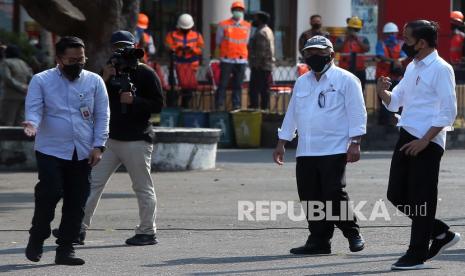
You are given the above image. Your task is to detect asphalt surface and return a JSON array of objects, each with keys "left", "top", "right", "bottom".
[{"left": 0, "top": 149, "right": 464, "bottom": 275}]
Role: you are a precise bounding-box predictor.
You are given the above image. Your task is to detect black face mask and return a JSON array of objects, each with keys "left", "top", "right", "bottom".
[
  {"left": 311, "top": 23, "right": 322, "bottom": 29},
  {"left": 62, "top": 63, "right": 84, "bottom": 81},
  {"left": 305, "top": 55, "right": 331, "bottom": 73},
  {"left": 252, "top": 21, "right": 261, "bottom": 27},
  {"left": 401, "top": 41, "right": 419, "bottom": 58}
]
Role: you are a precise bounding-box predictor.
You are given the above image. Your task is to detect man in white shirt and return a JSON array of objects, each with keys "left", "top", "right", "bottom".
[
  {"left": 273, "top": 36, "right": 367, "bottom": 255},
  {"left": 23, "top": 36, "right": 110, "bottom": 265},
  {"left": 377, "top": 20, "right": 461, "bottom": 270}
]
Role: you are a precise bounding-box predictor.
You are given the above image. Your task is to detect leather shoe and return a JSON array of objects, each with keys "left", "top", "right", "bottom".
[
  {"left": 290, "top": 237, "right": 331, "bottom": 255},
  {"left": 348, "top": 235, "right": 365, "bottom": 252},
  {"left": 25, "top": 236, "right": 43, "bottom": 262},
  {"left": 55, "top": 246, "right": 85, "bottom": 266}
]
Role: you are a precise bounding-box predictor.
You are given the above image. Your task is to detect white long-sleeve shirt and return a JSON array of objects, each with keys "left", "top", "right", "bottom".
[
  {"left": 278, "top": 64, "right": 367, "bottom": 157},
  {"left": 25, "top": 67, "right": 110, "bottom": 160},
  {"left": 383, "top": 50, "right": 457, "bottom": 149}
]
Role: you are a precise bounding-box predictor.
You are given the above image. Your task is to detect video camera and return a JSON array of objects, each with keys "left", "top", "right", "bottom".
[
  {"left": 108, "top": 47, "right": 144, "bottom": 72},
  {"left": 108, "top": 47, "right": 144, "bottom": 114}
]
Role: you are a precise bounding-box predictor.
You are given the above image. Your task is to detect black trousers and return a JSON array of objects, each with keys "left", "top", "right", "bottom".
[
  {"left": 29, "top": 150, "right": 91, "bottom": 247},
  {"left": 166, "top": 89, "right": 193, "bottom": 109},
  {"left": 296, "top": 154, "right": 360, "bottom": 243},
  {"left": 354, "top": 70, "right": 366, "bottom": 92},
  {"left": 248, "top": 68, "right": 271, "bottom": 110},
  {"left": 387, "top": 128, "right": 449, "bottom": 260}
]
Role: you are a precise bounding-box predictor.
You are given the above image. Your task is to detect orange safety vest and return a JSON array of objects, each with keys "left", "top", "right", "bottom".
[
  {"left": 218, "top": 18, "right": 251, "bottom": 60},
  {"left": 450, "top": 31, "right": 465, "bottom": 64},
  {"left": 165, "top": 30, "right": 204, "bottom": 69},
  {"left": 136, "top": 32, "right": 155, "bottom": 63},
  {"left": 376, "top": 41, "right": 402, "bottom": 79},
  {"left": 338, "top": 36, "right": 366, "bottom": 71}
]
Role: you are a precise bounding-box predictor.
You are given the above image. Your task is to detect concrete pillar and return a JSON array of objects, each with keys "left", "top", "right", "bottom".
[
  {"left": 202, "top": 0, "right": 235, "bottom": 61},
  {"left": 296, "top": 0, "right": 317, "bottom": 58},
  {"left": 296, "top": 0, "right": 351, "bottom": 60}
]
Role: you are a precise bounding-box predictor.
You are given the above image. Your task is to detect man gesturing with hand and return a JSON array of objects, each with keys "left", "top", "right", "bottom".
[
  {"left": 23, "top": 36, "right": 109, "bottom": 266},
  {"left": 377, "top": 21, "right": 460, "bottom": 271}
]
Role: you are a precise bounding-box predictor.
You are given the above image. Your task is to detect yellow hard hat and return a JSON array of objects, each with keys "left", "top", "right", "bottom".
[{"left": 347, "top": 16, "right": 363, "bottom": 29}]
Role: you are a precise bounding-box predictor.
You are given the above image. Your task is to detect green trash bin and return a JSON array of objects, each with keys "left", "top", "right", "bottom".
[
  {"left": 160, "top": 107, "right": 181, "bottom": 127},
  {"left": 231, "top": 110, "right": 262, "bottom": 148},
  {"left": 209, "top": 112, "right": 233, "bottom": 147}
]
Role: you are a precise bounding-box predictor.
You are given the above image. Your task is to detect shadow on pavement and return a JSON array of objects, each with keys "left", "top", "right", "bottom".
[{"left": 0, "top": 263, "right": 56, "bottom": 273}]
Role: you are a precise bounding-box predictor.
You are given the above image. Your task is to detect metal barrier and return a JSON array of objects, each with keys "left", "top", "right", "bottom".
[{"left": 154, "top": 63, "right": 465, "bottom": 124}]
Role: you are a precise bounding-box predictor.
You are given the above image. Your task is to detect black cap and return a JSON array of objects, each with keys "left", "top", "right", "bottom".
[
  {"left": 111, "top": 30, "right": 135, "bottom": 45},
  {"left": 254, "top": 11, "right": 270, "bottom": 23}
]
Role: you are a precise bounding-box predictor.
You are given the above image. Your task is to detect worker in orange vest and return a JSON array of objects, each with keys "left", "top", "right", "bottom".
[
  {"left": 215, "top": 1, "right": 251, "bottom": 110},
  {"left": 135, "top": 13, "right": 156, "bottom": 63},
  {"left": 375, "top": 22, "right": 406, "bottom": 125},
  {"left": 335, "top": 16, "right": 370, "bottom": 91},
  {"left": 165, "top": 13, "right": 205, "bottom": 108},
  {"left": 450, "top": 11, "right": 465, "bottom": 66}
]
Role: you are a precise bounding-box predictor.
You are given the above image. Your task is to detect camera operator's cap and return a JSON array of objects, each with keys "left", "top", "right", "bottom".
[
  {"left": 111, "top": 30, "right": 136, "bottom": 45},
  {"left": 302, "top": 35, "right": 333, "bottom": 51}
]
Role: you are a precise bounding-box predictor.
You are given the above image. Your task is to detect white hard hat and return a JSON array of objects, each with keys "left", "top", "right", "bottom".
[
  {"left": 177, "top": 13, "right": 194, "bottom": 29},
  {"left": 383, "top": 22, "right": 399, "bottom": 33}
]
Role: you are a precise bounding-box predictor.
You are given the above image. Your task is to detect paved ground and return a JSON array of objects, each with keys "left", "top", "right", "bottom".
[{"left": 0, "top": 149, "right": 464, "bottom": 275}]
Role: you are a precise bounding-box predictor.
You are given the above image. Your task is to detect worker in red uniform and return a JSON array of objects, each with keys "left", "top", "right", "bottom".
[
  {"left": 135, "top": 13, "right": 156, "bottom": 63},
  {"left": 335, "top": 16, "right": 370, "bottom": 91},
  {"left": 375, "top": 22, "right": 406, "bottom": 125},
  {"left": 450, "top": 11, "right": 465, "bottom": 67},
  {"left": 165, "top": 13, "right": 204, "bottom": 108}
]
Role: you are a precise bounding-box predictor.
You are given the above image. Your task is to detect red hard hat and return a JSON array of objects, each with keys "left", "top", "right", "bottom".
[
  {"left": 450, "top": 11, "right": 464, "bottom": 23},
  {"left": 231, "top": 1, "right": 245, "bottom": 10},
  {"left": 138, "top": 13, "right": 149, "bottom": 29}
]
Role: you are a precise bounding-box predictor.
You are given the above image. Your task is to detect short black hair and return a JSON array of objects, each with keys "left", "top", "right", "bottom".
[
  {"left": 5, "top": 44, "right": 20, "bottom": 58},
  {"left": 405, "top": 20, "right": 439, "bottom": 48},
  {"left": 310, "top": 14, "right": 322, "bottom": 21},
  {"left": 55, "top": 36, "right": 85, "bottom": 56},
  {"left": 255, "top": 11, "right": 270, "bottom": 24}
]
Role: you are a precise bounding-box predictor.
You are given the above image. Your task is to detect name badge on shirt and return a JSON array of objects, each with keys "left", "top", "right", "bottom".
[{"left": 80, "top": 106, "right": 91, "bottom": 120}]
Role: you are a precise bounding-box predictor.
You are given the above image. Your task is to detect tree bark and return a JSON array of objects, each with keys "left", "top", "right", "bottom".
[{"left": 20, "top": 0, "right": 139, "bottom": 72}]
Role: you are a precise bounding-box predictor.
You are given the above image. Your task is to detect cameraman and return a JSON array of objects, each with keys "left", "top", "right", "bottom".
[{"left": 54, "top": 30, "right": 164, "bottom": 246}]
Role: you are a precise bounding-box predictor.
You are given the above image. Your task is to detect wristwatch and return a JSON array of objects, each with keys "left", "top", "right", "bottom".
[
  {"left": 350, "top": 139, "right": 361, "bottom": 145},
  {"left": 95, "top": 146, "right": 106, "bottom": 153}
]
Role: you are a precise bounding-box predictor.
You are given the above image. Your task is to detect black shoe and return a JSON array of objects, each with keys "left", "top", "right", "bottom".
[
  {"left": 52, "top": 228, "right": 86, "bottom": 245},
  {"left": 426, "top": 231, "right": 461, "bottom": 261},
  {"left": 125, "top": 234, "right": 158, "bottom": 246},
  {"left": 25, "top": 236, "right": 43, "bottom": 262},
  {"left": 348, "top": 235, "right": 365, "bottom": 252},
  {"left": 55, "top": 246, "right": 85, "bottom": 266},
  {"left": 290, "top": 237, "right": 331, "bottom": 255},
  {"left": 391, "top": 254, "right": 426, "bottom": 270}
]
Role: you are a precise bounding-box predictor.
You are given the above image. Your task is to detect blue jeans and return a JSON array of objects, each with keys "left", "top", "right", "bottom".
[{"left": 215, "top": 62, "right": 246, "bottom": 109}]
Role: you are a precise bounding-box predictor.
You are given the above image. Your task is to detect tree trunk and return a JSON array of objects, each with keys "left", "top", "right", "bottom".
[{"left": 20, "top": 0, "right": 139, "bottom": 72}]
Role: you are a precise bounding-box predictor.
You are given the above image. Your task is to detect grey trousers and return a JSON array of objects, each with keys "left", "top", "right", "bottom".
[{"left": 82, "top": 139, "right": 157, "bottom": 235}]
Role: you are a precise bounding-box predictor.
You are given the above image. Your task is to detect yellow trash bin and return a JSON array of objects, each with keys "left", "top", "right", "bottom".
[{"left": 231, "top": 110, "right": 262, "bottom": 148}]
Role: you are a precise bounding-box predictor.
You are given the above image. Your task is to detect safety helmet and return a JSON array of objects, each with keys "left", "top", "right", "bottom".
[
  {"left": 347, "top": 16, "right": 363, "bottom": 29},
  {"left": 383, "top": 22, "right": 399, "bottom": 33},
  {"left": 177, "top": 13, "right": 195, "bottom": 30},
  {"left": 231, "top": 1, "right": 245, "bottom": 10},
  {"left": 450, "top": 11, "right": 464, "bottom": 23},
  {"left": 138, "top": 13, "right": 149, "bottom": 29}
]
